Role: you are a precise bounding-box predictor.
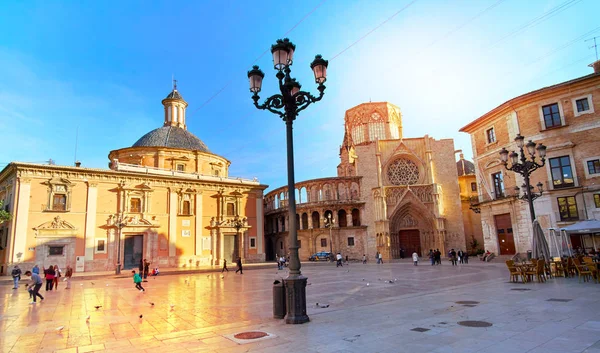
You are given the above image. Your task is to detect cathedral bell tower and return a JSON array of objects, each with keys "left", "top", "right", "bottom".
[{"left": 162, "top": 80, "right": 188, "bottom": 129}]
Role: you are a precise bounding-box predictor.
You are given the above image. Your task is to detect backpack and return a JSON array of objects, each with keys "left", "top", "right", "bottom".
[{"left": 11, "top": 268, "right": 19, "bottom": 277}]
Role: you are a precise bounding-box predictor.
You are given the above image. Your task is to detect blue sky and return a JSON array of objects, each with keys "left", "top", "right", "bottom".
[{"left": 0, "top": 0, "right": 598, "bottom": 191}]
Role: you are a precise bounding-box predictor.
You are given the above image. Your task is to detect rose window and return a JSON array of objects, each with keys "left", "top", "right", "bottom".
[{"left": 387, "top": 159, "right": 419, "bottom": 185}]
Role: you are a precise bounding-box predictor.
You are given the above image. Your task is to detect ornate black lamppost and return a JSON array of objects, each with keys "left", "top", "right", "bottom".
[
  {"left": 113, "top": 213, "right": 127, "bottom": 274},
  {"left": 499, "top": 134, "right": 547, "bottom": 222},
  {"left": 514, "top": 182, "right": 544, "bottom": 202},
  {"left": 248, "top": 38, "right": 328, "bottom": 324},
  {"left": 232, "top": 216, "right": 245, "bottom": 261}
]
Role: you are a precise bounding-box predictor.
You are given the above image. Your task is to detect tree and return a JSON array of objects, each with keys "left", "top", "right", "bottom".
[{"left": 0, "top": 200, "right": 11, "bottom": 223}]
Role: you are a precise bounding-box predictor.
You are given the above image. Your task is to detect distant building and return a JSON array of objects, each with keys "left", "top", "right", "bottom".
[
  {"left": 265, "top": 102, "right": 475, "bottom": 261},
  {"left": 459, "top": 61, "right": 600, "bottom": 255},
  {"left": 0, "top": 86, "right": 267, "bottom": 274},
  {"left": 457, "top": 153, "right": 484, "bottom": 254}
]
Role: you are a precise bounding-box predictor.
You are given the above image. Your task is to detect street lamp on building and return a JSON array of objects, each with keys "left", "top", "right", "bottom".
[
  {"left": 248, "top": 38, "right": 328, "bottom": 324},
  {"left": 232, "top": 216, "right": 245, "bottom": 260},
  {"left": 324, "top": 214, "right": 335, "bottom": 256},
  {"left": 113, "top": 213, "right": 127, "bottom": 275},
  {"left": 499, "top": 134, "right": 547, "bottom": 222}
]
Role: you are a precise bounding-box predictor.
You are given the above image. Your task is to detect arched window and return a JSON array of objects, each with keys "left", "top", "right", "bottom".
[
  {"left": 280, "top": 216, "right": 285, "bottom": 232},
  {"left": 352, "top": 208, "right": 361, "bottom": 226},
  {"left": 302, "top": 213, "right": 309, "bottom": 230},
  {"left": 312, "top": 211, "right": 320, "bottom": 229},
  {"left": 130, "top": 198, "right": 141, "bottom": 213},
  {"left": 182, "top": 201, "right": 191, "bottom": 215},
  {"left": 338, "top": 209, "right": 347, "bottom": 227},
  {"left": 295, "top": 214, "right": 300, "bottom": 230},
  {"left": 324, "top": 210, "right": 333, "bottom": 222}
]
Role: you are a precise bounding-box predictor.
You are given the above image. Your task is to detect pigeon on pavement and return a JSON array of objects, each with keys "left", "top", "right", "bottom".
[
  {"left": 56, "top": 326, "right": 65, "bottom": 332},
  {"left": 316, "top": 303, "right": 330, "bottom": 308}
]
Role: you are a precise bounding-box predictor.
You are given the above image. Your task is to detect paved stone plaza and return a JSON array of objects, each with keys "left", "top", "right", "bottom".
[{"left": 1, "top": 261, "right": 600, "bottom": 353}]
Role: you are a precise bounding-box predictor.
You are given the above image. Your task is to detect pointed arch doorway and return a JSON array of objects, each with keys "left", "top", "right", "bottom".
[{"left": 389, "top": 198, "right": 436, "bottom": 258}]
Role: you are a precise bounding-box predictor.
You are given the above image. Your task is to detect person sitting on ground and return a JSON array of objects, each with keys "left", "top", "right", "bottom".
[
  {"left": 481, "top": 250, "right": 491, "bottom": 261},
  {"left": 152, "top": 267, "right": 160, "bottom": 276}
]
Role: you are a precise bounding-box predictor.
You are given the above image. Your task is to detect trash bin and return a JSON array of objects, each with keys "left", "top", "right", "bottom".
[
  {"left": 527, "top": 250, "right": 532, "bottom": 260},
  {"left": 273, "top": 280, "right": 286, "bottom": 319}
]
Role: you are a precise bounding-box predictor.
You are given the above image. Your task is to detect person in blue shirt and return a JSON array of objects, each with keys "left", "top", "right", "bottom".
[
  {"left": 132, "top": 270, "right": 145, "bottom": 292},
  {"left": 24, "top": 270, "right": 44, "bottom": 304}
]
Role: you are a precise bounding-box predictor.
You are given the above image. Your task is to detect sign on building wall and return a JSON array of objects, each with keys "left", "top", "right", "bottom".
[
  {"left": 202, "top": 236, "right": 211, "bottom": 250},
  {"left": 75, "top": 256, "right": 85, "bottom": 272},
  {"left": 182, "top": 220, "right": 190, "bottom": 227},
  {"left": 182, "top": 230, "right": 191, "bottom": 237}
]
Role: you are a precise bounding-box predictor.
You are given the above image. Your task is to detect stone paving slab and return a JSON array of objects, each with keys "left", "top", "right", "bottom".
[{"left": 1, "top": 261, "right": 599, "bottom": 352}]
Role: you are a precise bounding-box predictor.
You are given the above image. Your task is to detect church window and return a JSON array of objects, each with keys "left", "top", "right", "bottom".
[
  {"left": 321, "top": 238, "right": 327, "bottom": 247},
  {"left": 351, "top": 125, "right": 365, "bottom": 144},
  {"left": 387, "top": 158, "right": 419, "bottom": 185},
  {"left": 347, "top": 237, "right": 355, "bottom": 246},
  {"left": 227, "top": 202, "right": 235, "bottom": 216},
  {"left": 176, "top": 164, "right": 185, "bottom": 172},
  {"left": 130, "top": 198, "right": 141, "bottom": 213},
  {"left": 52, "top": 194, "right": 67, "bottom": 211},
  {"left": 182, "top": 201, "right": 191, "bottom": 215},
  {"left": 250, "top": 237, "right": 256, "bottom": 248},
  {"left": 312, "top": 211, "right": 321, "bottom": 228},
  {"left": 368, "top": 122, "right": 385, "bottom": 141},
  {"left": 338, "top": 209, "right": 347, "bottom": 227},
  {"left": 96, "top": 239, "right": 106, "bottom": 253},
  {"left": 301, "top": 213, "right": 309, "bottom": 229},
  {"left": 214, "top": 170, "right": 220, "bottom": 176},
  {"left": 48, "top": 246, "right": 64, "bottom": 256},
  {"left": 471, "top": 182, "right": 477, "bottom": 192}
]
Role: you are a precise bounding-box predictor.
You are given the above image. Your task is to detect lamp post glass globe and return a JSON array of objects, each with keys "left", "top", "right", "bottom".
[
  {"left": 514, "top": 134, "right": 525, "bottom": 148},
  {"left": 499, "top": 148, "right": 509, "bottom": 163},
  {"left": 536, "top": 143, "right": 547, "bottom": 158},
  {"left": 271, "top": 38, "right": 296, "bottom": 70},
  {"left": 247, "top": 65, "right": 265, "bottom": 93},
  {"left": 310, "top": 54, "right": 329, "bottom": 84}
]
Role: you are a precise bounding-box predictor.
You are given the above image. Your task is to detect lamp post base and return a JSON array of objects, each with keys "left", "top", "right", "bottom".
[{"left": 284, "top": 275, "right": 310, "bottom": 324}]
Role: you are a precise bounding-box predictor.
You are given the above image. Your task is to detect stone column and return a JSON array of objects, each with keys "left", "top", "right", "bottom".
[
  {"left": 256, "top": 195, "right": 264, "bottom": 254},
  {"left": 12, "top": 178, "right": 31, "bottom": 263},
  {"left": 168, "top": 188, "right": 177, "bottom": 259},
  {"left": 84, "top": 182, "right": 98, "bottom": 261},
  {"left": 195, "top": 192, "right": 203, "bottom": 256},
  {"left": 347, "top": 211, "right": 353, "bottom": 227}
]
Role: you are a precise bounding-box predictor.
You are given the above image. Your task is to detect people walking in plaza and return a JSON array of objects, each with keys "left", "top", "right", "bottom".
[
  {"left": 376, "top": 251, "right": 380, "bottom": 264},
  {"left": 412, "top": 251, "right": 419, "bottom": 266},
  {"left": 362, "top": 254, "right": 367, "bottom": 264},
  {"left": 379, "top": 252, "right": 384, "bottom": 264},
  {"left": 143, "top": 259, "right": 150, "bottom": 281},
  {"left": 44, "top": 266, "right": 55, "bottom": 291},
  {"left": 463, "top": 251, "right": 469, "bottom": 264},
  {"left": 24, "top": 270, "right": 44, "bottom": 304},
  {"left": 428, "top": 249, "right": 435, "bottom": 266},
  {"left": 65, "top": 265, "right": 73, "bottom": 289},
  {"left": 32, "top": 264, "right": 40, "bottom": 275},
  {"left": 221, "top": 259, "right": 229, "bottom": 272},
  {"left": 235, "top": 257, "right": 243, "bottom": 274},
  {"left": 458, "top": 249, "right": 464, "bottom": 264},
  {"left": 132, "top": 270, "right": 145, "bottom": 292},
  {"left": 450, "top": 249, "right": 457, "bottom": 266},
  {"left": 11, "top": 265, "right": 21, "bottom": 289},
  {"left": 52, "top": 265, "right": 61, "bottom": 290},
  {"left": 436, "top": 249, "right": 443, "bottom": 265},
  {"left": 336, "top": 252, "right": 343, "bottom": 267}
]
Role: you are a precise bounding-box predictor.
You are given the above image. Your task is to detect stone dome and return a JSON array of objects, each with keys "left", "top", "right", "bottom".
[
  {"left": 132, "top": 126, "right": 210, "bottom": 152},
  {"left": 456, "top": 155, "right": 475, "bottom": 176}
]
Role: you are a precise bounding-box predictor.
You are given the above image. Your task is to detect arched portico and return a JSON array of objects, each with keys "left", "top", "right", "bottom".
[{"left": 388, "top": 194, "right": 438, "bottom": 258}]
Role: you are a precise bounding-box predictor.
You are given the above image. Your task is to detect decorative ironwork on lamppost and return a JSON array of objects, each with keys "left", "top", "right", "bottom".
[
  {"left": 324, "top": 214, "right": 335, "bottom": 257},
  {"left": 248, "top": 38, "right": 328, "bottom": 325},
  {"left": 514, "top": 182, "right": 544, "bottom": 202},
  {"left": 113, "top": 213, "right": 127, "bottom": 275},
  {"left": 499, "top": 134, "right": 547, "bottom": 222}
]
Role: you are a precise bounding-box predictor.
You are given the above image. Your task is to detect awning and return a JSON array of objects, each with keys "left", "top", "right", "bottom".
[{"left": 560, "top": 219, "right": 600, "bottom": 234}]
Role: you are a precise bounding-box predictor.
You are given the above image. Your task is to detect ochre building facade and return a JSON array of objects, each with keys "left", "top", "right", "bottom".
[
  {"left": 0, "top": 87, "right": 267, "bottom": 274},
  {"left": 265, "top": 102, "right": 474, "bottom": 261},
  {"left": 460, "top": 61, "right": 600, "bottom": 256}
]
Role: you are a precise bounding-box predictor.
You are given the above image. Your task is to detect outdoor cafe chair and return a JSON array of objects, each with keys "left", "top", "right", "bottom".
[
  {"left": 552, "top": 257, "right": 565, "bottom": 277},
  {"left": 506, "top": 260, "right": 524, "bottom": 283},
  {"left": 573, "top": 258, "right": 593, "bottom": 283},
  {"left": 582, "top": 257, "right": 599, "bottom": 283}
]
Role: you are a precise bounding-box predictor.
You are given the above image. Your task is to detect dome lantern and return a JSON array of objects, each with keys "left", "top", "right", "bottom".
[{"left": 162, "top": 79, "right": 188, "bottom": 129}]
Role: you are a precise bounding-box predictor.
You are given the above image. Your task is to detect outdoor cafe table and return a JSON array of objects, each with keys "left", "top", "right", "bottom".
[{"left": 513, "top": 263, "right": 536, "bottom": 282}]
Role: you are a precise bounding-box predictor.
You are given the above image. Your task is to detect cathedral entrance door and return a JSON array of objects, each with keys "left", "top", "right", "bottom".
[
  {"left": 398, "top": 230, "right": 421, "bottom": 258},
  {"left": 223, "top": 235, "right": 237, "bottom": 263},
  {"left": 124, "top": 235, "right": 143, "bottom": 269},
  {"left": 495, "top": 214, "right": 515, "bottom": 255}
]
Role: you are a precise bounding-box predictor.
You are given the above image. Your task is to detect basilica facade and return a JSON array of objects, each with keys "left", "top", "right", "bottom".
[
  {"left": 0, "top": 87, "right": 267, "bottom": 274},
  {"left": 264, "top": 102, "right": 471, "bottom": 261}
]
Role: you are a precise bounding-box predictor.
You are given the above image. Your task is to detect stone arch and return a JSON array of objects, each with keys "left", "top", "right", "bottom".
[
  {"left": 310, "top": 185, "right": 319, "bottom": 202},
  {"left": 312, "top": 211, "right": 321, "bottom": 229},
  {"left": 338, "top": 183, "right": 347, "bottom": 200},
  {"left": 300, "top": 187, "right": 308, "bottom": 204},
  {"left": 323, "top": 183, "right": 333, "bottom": 200},
  {"left": 301, "top": 213, "right": 309, "bottom": 230},
  {"left": 388, "top": 194, "right": 437, "bottom": 258},
  {"left": 338, "top": 209, "right": 347, "bottom": 227},
  {"left": 350, "top": 182, "right": 359, "bottom": 200},
  {"left": 351, "top": 208, "right": 361, "bottom": 226}
]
